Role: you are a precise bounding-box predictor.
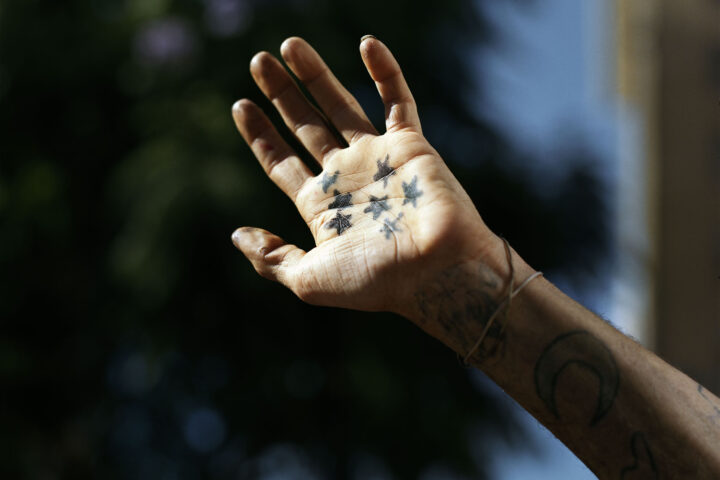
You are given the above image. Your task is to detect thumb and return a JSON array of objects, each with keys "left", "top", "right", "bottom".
[{"left": 231, "top": 227, "right": 306, "bottom": 290}]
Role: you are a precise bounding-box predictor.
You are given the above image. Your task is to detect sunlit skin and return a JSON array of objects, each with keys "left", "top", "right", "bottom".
[
  {"left": 231, "top": 36, "right": 720, "bottom": 479},
  {"left": 231, "top": 36, "right": 505, "bottom": 317}
]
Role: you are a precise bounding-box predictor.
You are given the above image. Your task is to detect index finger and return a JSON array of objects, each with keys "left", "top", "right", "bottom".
[{"left": 360, "top": 36, "right": 422, "bottom": 134}]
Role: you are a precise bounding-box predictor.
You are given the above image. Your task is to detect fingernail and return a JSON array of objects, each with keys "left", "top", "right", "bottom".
[{"left": 360, "top": 34, "right": 376, "bottom": 44}]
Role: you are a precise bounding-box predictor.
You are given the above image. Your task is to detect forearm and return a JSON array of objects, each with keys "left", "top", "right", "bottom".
[{"left": 406, "top": 235, "right": 720, "bottom": 479}]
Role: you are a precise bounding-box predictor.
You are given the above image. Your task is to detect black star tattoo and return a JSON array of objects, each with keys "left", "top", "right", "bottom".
[
  {"left": 380, "top": 213, "right": 403, "bottom": 239},
  {"left": 319, "top": 170, "right": 339, "bottom": 193},
  {"left": 326, "top": 211, "right": 352, "bottom": 235},
  {"left": 402, "top": 176, "right": 423, "bottom": 207},
  {"left": 328, "top": 189, "right": 352, "bottom": 210},
  {"left": 372, "top": 154, "right": 395, "bottom": 187},
  {"left": 363, "top": 195, "right": 390, "bottom": 220}
]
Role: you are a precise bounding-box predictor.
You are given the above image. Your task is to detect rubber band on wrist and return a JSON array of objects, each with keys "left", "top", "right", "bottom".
[{"left": 463, "top": 238, "right": 543, "bottom": 365}]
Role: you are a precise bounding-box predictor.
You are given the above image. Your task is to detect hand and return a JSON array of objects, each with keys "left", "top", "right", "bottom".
[{"left": 231, "top": 36, "right": 504, "bottom": 319}]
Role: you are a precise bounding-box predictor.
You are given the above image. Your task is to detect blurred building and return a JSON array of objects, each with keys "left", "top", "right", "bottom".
[{"left": 616, "top": 0, "right": 720, "bottom": 393}]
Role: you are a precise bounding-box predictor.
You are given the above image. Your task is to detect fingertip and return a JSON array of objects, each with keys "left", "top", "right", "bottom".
[
  {"left": 359, "top": 35, "right": 383, "bottom": 60},
  {"left": 231, "top": 100, "right": 256, "bottom": 134},
  {"left": 280, "top": 36, "right": 305, "bottom": 59},
  {"left": 280, "top": 37, "right": 321, "bottom": 78},
  {"left": 232, "top": 99, "right": 251, "bottom": 117},
  {"left": 232, "top": 99, "right": 243, "bottom": 114},
  {"left": 249, "top": 51, "right": 263, "bottom": 69},
  {"left": 231, "top": 227, "right": 251, "bottom": 249},
  {"left": 359, "top": 38, "right": 395, "bottom": 83},
  {"left": 249, "top": 51, "right": 274, "bottom": 75},
  {"left": 231, "top": 99, "right": 274, "bottom": 140},
  {"left": 231, "top": 227, "right": 282, "bottom": 256}
]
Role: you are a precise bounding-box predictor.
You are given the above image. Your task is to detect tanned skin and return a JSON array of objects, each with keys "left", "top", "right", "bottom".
[{"left": 230, "top": 36, "right": 720, "bottom": 479}]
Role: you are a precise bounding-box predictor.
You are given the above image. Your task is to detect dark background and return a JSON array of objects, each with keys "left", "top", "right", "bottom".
[{"left": 0, "top": 0, "right": 610, "bottom": 478}]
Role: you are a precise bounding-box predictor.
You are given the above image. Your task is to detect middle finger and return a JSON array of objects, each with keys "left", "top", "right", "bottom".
[
  {"left": 281, "top": 37, "right": 378, "bottom": 145},
  {"left": 250, "top": 51, "right": 343, "bottom": 164}
]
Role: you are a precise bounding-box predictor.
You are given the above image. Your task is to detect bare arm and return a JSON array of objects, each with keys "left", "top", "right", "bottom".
[
  {"left": 230, "top": 36, "right": 720, "bottom": 479},
  {"left": 409, "top": 242, "right": 720, "bottom": 478}
]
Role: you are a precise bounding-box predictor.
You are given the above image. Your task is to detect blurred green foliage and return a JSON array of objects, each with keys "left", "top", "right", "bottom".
[{"left": 0, "top": 0, "right": 609, "bottom": 478}]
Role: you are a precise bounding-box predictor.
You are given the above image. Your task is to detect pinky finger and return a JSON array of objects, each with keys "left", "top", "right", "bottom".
[{"left": 232, "top": 99, "right": 313, "bottom": 202}]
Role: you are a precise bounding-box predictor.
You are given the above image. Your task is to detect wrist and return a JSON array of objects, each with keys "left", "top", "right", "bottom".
[
  {"left": 401, "top": 232, "right": 537, "bottom": 362},
  {"left": 475, "top": 232, "right": 537, "bottom": 289}
]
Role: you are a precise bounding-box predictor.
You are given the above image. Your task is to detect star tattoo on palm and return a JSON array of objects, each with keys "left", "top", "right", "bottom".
[
  {"left": 326, "top": 211, "right": 353, "bottom": 235},
  {"left": 363, "top": 195, "right": 391, "bottom": 220},
  {"left": 328, "top": 190, "right": 352, "bottom": 210},
  {"left": 231, "top": 36, "right": 496, "bottom": 314},
  {"left": 380, "top": 213, "right": 404, "bottom": 239},
  {"left": 402, "top": 176, "right": 423, "bottom": 207},
  {"left": 319, "top": 170, "right": 340, "bottom": 193},
  {"left": 373, "top": 155, "right": 395, "bottom": 187}
]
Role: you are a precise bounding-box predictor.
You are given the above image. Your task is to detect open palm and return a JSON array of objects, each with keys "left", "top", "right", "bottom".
[{"left": 232, "top": 37, "right": 497, "bottom": 316}]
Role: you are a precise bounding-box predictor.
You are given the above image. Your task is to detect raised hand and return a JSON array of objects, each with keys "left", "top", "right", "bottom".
[
  {"left": 231, "top": 39, "right": 720, "bottom": 479},
  {"left": 231, "top": 36, "right": 502, "bottom": 318}
]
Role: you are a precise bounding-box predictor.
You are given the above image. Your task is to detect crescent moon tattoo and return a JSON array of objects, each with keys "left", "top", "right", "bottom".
[{"left": 534, "top": 330, "right": 619, "bottom": 426}]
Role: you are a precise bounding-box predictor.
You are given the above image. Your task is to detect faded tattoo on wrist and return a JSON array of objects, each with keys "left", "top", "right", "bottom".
[{"left": 413, "top": 262, "right": 502, "bottom": 359}]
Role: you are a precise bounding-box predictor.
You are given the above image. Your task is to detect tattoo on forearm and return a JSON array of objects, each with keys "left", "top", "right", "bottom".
[
  {"left": 620, "top": 432, "right": 658, "bottom": 479},
  {"left": 319, "top": 170, "right": 340, "bottom": 193},
  {"left": 325, "top": 211, "right": 352, "bottom": 235},
  {"left": 380, "top": 213, "right": 404, "bottom": 239},
  {"left": 328, "top": 190, "right": 352, "bottom": 210},
  {"left": 402, "top": 175, "right": 423, "bottom": 207},
  {"left": 373, "top": 154, "right": 395, "bottom": 187},
  {"left": 363, "top": 195, "right": 391, "bottom": 219},
  {"left": 534, "top": 330, "right": 619, "bottom": 426},
  {"left": 698, "top": 384, "right": 720, "bottom": 421}
]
